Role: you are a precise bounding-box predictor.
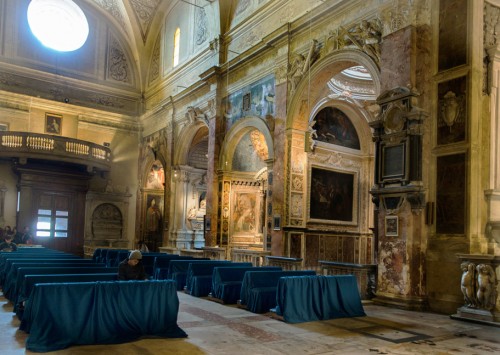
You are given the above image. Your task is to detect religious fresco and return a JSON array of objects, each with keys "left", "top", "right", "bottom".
[
  {"left": 231, "top": 192, "right": 257, "bottom": 234},
  {"left": 312, "top": 107, "right": 360, "bottom": 149},
  {"left": 437, "top": 76, "right": 466, "bottom": 145},
  {"left": 309, "top": 167, "right": 354, "bottom": 222},
  {"left": 223, "top": 75, "right": 275, "bottom": 130},
  {"left": 232, "top": 130, "right": 267, "bottom": 172},
  {"left": 145, "top": 161, "right": 165, "bottom": 190},
  {"left": 436, "top": 153, "right": 466, "bottom": 234}
]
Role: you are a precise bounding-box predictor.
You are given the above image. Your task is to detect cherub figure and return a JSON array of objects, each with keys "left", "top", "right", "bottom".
[
  {"left": 460, "top": 262, "right": 476, "bottom": 307},
  {"left": 476, "top": 264, "right": 496, "bottom": 310}
]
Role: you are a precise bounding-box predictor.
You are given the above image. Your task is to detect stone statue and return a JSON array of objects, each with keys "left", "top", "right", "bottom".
[
  {"left": 460, "top": 262, "right": 476, "bottom": 307},
  {"left": 476, "top": 264, "right": 496, "bottom": 310},
  {"left": 287, "top": 39, "right": 319, "bottom": 94}
]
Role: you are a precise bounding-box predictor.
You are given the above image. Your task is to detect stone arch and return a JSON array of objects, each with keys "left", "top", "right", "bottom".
[
  {"left": 287, "top": 49, "right": 381, "bottom": 131},
  {"left": 219, "top": 116, "right": 274, "bottom": 171},
  {"left": 174, "top": 120, "right": 209, "bottom": 166}
]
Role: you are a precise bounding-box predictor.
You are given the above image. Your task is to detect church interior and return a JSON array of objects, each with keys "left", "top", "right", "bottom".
[{"left": 0, "top": 0, "right": 499, "bottom": 352}]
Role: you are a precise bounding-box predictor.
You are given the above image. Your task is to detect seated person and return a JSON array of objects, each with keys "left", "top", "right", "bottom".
[
  {"left": 0, "top": 235, "right": 17, "bottom": 252},
  {"left": 118, "top": 250, "right": 148, "bottom": 280}
]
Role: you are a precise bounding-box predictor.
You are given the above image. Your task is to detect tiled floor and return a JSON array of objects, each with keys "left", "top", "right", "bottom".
[{"left": 1, "top": 290, "right": 499, "bottom": 354}]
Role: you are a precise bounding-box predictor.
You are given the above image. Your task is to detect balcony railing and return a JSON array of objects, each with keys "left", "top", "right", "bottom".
[{"left": 0, "top": 131, "right": 111, "bottom": 171}]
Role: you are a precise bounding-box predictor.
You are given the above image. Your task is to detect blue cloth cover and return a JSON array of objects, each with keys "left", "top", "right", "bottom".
[
  {"left": 186, "top": 262, "right": 252, "bottom": 297},
  {"left": 274, "top": 275, "right": 366, "bottom": 323},
  {"left": 22, "top": 280, "right": 187, "bottom": 352},
  {"left": 239, "top": 270, "right": 316, "bottom": 307},
  {"left": 211, "top": 266, "right": 282, "bottom": 303}
]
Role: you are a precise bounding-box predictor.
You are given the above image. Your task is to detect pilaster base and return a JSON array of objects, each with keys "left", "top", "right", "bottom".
[
  {"left": 193, "top": 231, "right": 205, "bottom": 249},
  {"left": 372, "top": 294, "right": 428, "bottom": 312}
]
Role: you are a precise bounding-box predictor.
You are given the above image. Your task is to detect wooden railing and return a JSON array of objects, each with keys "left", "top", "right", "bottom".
[
  {"left": 0, "top": 131, "right": 111, "bottom": 171},
  {"left": 319, "top": 261, "right": 377, "bottom": 300},
  {"left": 231, "top": 249, "right": 271, "bottom": 266},
  {"left": 265, "top": 256, "right": 303, "bottom": 270}
]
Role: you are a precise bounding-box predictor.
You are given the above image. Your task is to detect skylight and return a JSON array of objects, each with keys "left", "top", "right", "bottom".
[{"left": 27, "top": 0, "right": 89, "bottom": 52}]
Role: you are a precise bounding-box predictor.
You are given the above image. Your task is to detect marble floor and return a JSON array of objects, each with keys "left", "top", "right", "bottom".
[{"left": 0, "top": 290, "right": 498, "bottom": 355}]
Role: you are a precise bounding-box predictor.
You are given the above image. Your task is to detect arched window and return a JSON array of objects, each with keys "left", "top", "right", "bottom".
[{"left": 173, "top": 27, "right": 180, "bottom": 67}]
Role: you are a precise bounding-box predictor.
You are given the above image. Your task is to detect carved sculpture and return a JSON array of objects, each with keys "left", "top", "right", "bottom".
[
  {"left": 329, "top": 19, "right": 382, "bottom": 65},
  {"left": 287, "top": 39, "right": 320, "bottom": 94},
  {"left": 476, "top": 264, "right": 497, "bottom": 310},
  {"left": 460, "top": 262, "right": 476, "bottom": 307},
  {"left": 459, "top": 262, "right": 498, "bottom": 311}
]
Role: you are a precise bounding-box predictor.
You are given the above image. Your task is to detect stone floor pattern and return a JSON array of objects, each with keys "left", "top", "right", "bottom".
[{"left": 1, "top": 290, "right": 498, "bottom": 354}]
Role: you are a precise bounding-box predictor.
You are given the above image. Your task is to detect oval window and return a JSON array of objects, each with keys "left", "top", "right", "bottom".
[{"left": 27, "top": 0, "right": 89, "bottom": 52}]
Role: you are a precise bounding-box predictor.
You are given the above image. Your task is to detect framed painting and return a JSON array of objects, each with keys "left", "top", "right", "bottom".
[
  {"left": 45, "top": 113, "right": 62, "bottom": 135},
  {"left": 273, "top": 215, "right": 281, "bottom": 231},
  {"left": 385, "top": 216, "right": 399, "bottom": 237},
  {"left": 309, "top": 166, "right": 358, "bottom": 225}
]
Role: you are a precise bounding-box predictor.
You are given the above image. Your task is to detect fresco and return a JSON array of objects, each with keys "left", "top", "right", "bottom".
[
  {"left": 312, "top": 107, "right": 360, "bottom": 149},
  {"left": 232, "top": 192, "right": 257, "bottom": 234},
  {"left": 145, "top": 161, "right": 164, "bottom": 190},
  {"left": 223, "top": 75, "right": 275, "bottom": 130},
  {"left": 309, "top": 167, "right": 354, "bottom": 222},
  {"left": 232, "top": 131, "right": 267, "bottom": 172}
]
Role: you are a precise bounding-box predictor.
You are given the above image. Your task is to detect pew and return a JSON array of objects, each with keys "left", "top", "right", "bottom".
[
  {"left": 239, "top": 270, "right": 316, "bottom": 313},
  {"left": 209, "top": 266, "right": 282, "bottom": 304},
  {"left": 6, "top": 266, "right": 118, "bottom": 303},
  {"left": 273, "top": 275, "right": 366, "bottom": 323},
  {"left": 167, "top": 259, "right": 226, "bottom": 290},
  {"left": 15, "top": 273, "right": 119, "bottom": 316},
  {"left": 185, "top": 262, "right": 253, "bottom": 297},
  {"left": 152, "top": 255, "right": 194, "bottom": 280},
  {"left": 21, "top": 280, "right": 187, "bottom": 352}
]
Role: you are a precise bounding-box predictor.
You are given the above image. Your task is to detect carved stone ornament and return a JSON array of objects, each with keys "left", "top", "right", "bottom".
[
  {"left": 287, "top": 39, "right": 320, "bottom": 94},
  {"left": 460, "top": 262, "right": 497, "bottom": 311},
  {"left": 383, "top": 103, "right": 405, "bottom": 134},
  {"left": 328, "top": 19, "right": 382, "bottom": 65},
  {"left": 195, "top": 7, "right": 208, "bottom": 45},
  {"left": 186, "top": 106, "right": 208, "bottom": 125},
  {"left": 108, "top": 36, "right": 129, "bottom": 83},
  {"left": 439, "top": 91, "right": 464, "bottom": 130}
]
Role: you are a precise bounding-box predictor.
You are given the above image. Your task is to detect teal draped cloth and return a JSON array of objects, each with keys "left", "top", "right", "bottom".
[
  {"left": 22, "top": 280, "right": 187, "bottom": 352},
  {"left": 274, "top": 275, "right": 365, "bottom": 323}
]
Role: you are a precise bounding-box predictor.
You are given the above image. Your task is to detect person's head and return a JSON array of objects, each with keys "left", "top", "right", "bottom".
[
  {"left": 128, "top": 250, "right": 142, "bottom": 266},
  {"left": 4, "top": 235, "right": 13, "bottom": 243}
]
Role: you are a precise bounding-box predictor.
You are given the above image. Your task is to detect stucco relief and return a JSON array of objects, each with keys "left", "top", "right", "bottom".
[
  {"left": 108, "top": 36, "right": 129, "bottom": 83},
  {"left": 326, "top": 19, "right": 381, "bottom": 65},
  {"left": 485, "top": 2, "right": 500, "bottom": 48},
  {"left": 291, "top": 193, "right": 303, "bottom": 218},
  {"left": 195, "top": 7, "right": 208, "bottom": 45},
  {"left": 91, "top": 0, "right": 127, "bottom": 32},
  {"left": 149, "top": 34, "right": 161, "bottom": 84},
  {"left": 129, "top": 0, "right": 161, "bottom": 42},
  {"left": 288, "top": 40, "right": 321, "bottom": 94}
]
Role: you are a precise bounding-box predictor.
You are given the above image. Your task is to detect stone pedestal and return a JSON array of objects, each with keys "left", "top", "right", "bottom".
[{"left": 451, "top": 254, "right": 500, "bottom": 326}]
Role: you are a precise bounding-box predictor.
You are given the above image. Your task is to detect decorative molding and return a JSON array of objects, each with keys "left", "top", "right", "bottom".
[
  {"left": 107, "top": 35, "right": 130, "bottom": 83},
  {"left": 195, "top": 7, "right": 208, "bottom": 45},
  {"left": 129, "top": 0, "right": 161, "bottom": 43},
  {"left": 485, "top": 2, "right": 500, "bottom": 49},
  {"left": 91, "top": 0, "right": 127, "bottom": 33},
  {"left": 149, "top": 33, "right": 161, "bottom": 84}
]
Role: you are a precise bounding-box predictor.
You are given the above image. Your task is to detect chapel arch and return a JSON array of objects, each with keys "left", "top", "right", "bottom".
[
  {"left": 217, "top": 116, "right": 274, "bottom": 251},
  {"left": 284, "top": 48, "right": 380, "bottom": 269},
  {"left": 169, "top": 117, "right": 209, "bottom": 250}
]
